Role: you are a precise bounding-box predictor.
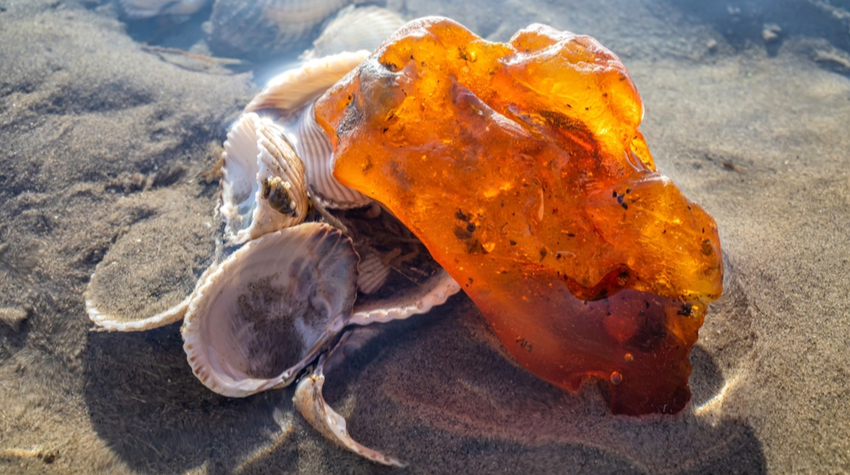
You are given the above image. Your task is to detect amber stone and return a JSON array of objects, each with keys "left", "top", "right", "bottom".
[{"left": 314, "top": 17, "right": 724, "bottom": 415}]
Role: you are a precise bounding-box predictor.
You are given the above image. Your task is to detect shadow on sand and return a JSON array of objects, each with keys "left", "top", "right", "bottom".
[{"left": 83, "top": 271, "right": 765, "bottom": 474}]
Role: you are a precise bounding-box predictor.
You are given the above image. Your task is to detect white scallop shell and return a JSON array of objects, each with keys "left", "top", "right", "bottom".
[
  {"left": 293, "top": 103, "right": 371, "bottom": 209},
  {"left": 220, "top": 113, "right": 308, "bottom": 245},
  {"left": 85, "top": 189, "right": 217, "bottom": 331},
  {"left": 208, "top": 0, "right": 353, "bottom": 58},
  {"left": 181, "top": 223, "right": 358, "bottom": 397},
  {"left": 301, "top": 6, "right": 407, "bottom": 60},
  {"left": 119, "top": 0, "right": 208, "bottom": 19},
  {"left": 244, "top": 50, "right": 371, "bottom": 118}
]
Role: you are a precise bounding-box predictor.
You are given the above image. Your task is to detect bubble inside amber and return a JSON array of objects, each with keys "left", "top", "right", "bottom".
[{"left": 314, "top": 17, "right": 723, "bottom": 414}]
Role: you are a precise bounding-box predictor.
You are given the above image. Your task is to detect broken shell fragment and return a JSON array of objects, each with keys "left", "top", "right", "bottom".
[
  {"left": 181, "top": 223, "right": 359, "bottom": 397},
  {"left": 85, "top": 190, "right": 217, "bottom": 331},
  {"left": 294, "top": 355, "right": 406, "bottom": 467},
  {"left": 220, "top": 113, "right": 308, "bottom": 245},
  {"left": 244, "top": 50, "right": 371, "bottom": 119},
  {"left": 301, "top": 6, "right": 407, "bottom": 60}
]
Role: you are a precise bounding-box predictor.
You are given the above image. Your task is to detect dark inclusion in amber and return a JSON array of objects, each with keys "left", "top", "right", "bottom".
[{"left": 314, "top": 17, "right": 724, "bottom": 415}]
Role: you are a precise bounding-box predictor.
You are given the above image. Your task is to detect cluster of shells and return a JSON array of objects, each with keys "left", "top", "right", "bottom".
[{"left": 89, "top": 2, "right": 461, "bottom": 466}]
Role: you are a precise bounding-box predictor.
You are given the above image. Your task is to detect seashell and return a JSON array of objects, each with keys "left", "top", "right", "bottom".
[
  {"left": 333, "top": 205, "right": 462, "bottom": 323},
  {"left": 294, "top": 354, "right": 405, "bottom": 467},
  {"left": 300, "top": 6, "right": 407, "bottom": 60},
  {"left": 220, "top": 112, "right": 309, "bottom": 245},
  {"left": 85, "top": 189, "right": 217, "bottom": 331},
  {"left": 244, "top": 50, "right": 370, "bottom": 119},
  {"left": 354, "top": 249, "right": 390, "bottom": 294},
  {"left": 293, "top": 104, "right": 371, "bottom": 209},
  {"left": 350, "top": 269, "right": 460, "bottom": 325},
  {"left": 119, "top": 0, "right": 209, "bottom": 19},
  {"left": 207, "top": 0, "right": 353, "bottom": 59},
  {"left": 181, "top": 223, "right": 358, "bottom": 397}
]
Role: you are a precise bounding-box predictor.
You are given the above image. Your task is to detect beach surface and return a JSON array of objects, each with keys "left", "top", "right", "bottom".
[{"left": 0, "top": 0, "right": 848, "bottom": 473}]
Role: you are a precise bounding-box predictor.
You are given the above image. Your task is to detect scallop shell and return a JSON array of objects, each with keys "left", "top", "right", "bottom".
[
  {"left": 119, "top": 0, "right": 208, "bottom": 19},
  {"left": 301, "top": 6, "right": 407, "bottom": 60},
  {"left": 293, "top": 103, "right": 371, "bottom": 209},
  {"left": 350, "top": 269, "right": 460, "bottom": 325},
  {"left": 333, "top": 206, "right": 462, "bottom": 323},
  {"left": 244, "top": 50, "right": 372, "bottom": 209},
  {"left": 181, "top": 223, "right": 358, "bottom": 397},
  {"left": 85, "top": 189, "right": 217, "bottom": 331},
  {"left": 220, "top": 113, "right": 309, "bottom": 245},
  {"left": 207, "top": 0, "right": 353, "bottom": 58},
  {"left": 244, "top": 50, "right": 370, "bottom": 118},
  {"left": 355, "top": 249, "right": 391, "bottom": 294}
]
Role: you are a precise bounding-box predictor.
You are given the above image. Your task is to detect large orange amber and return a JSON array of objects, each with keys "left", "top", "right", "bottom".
[{"left": 314, "top": 17, "right": 723, "bottom": 415}]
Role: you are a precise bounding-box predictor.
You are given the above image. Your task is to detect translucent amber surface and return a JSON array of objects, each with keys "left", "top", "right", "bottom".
[{"left": 314, "top": 17, "right": 723, "bottom": 415}]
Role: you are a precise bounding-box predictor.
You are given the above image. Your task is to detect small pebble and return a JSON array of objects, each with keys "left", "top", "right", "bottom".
[
  {"left": 762, "top": 24, "right": 781, "bottom": 43},
  {"left": 0, "top": 307, "right": 28, "bottom": 332}
]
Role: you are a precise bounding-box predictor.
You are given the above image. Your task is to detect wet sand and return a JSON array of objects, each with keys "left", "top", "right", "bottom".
[{"left": 0, "top": 0, "right": 848, "bottom": 473}]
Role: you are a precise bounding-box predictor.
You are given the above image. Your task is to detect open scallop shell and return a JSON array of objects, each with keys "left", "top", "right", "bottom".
[
  {"left": 181, "top": 223, "right": 358, "bottom": 397},
  {"left": 220, "top": 113, "right": 309, "bottom": 245},
  {"left": 244, "top": 50, "right": 370, "bottom": 119},
  {"left": 208, "top": 0, "right": 353, "bottom": 59},
  {"left": 119, "top": 0, "right": 208, "bottom": 19},
  {"left": 301, "top": 6, "right": 407, "bottom": 60},
  {"left": 85, "top": 189, "right": 217, "bottom": 331}
]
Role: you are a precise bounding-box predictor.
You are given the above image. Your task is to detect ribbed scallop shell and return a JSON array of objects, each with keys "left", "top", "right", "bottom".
[
  {"left": 208, "top": 0, "right": 353, "bottom": 58},
  {"left": 220, "top": 113, "right": 308, "bottom": 245},
  {"left": 119, "top": 0, "right": 208, "bottom": 19},
  {"left": 181, "top": 223, "right": 358, "bottom": 397},
  {"left": 294, "top": 103, "right": 371, "bottom": 209},
  {"left": 350, "top": 269, "right": 460, "bottom": 325},
  {"left": 301, "top": 6, "right": 407, "bottom": 60},
  {"left": 355, "top": 249, "right": 391, "bottom": 294},
  {"left": 245, "top": 50, "right": 370, "bottom": 118}
]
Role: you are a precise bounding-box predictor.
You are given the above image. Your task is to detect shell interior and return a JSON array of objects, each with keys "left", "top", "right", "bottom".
[
  {"left": 182, "top": 223, "right": 358, "bottom": 397},
  {"left": 220, "top": 113, "right": 308, "bottom": 245}
]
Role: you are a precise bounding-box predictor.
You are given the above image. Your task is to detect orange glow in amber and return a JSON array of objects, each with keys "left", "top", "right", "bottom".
[{"left": 314, "top": 17, "right": 723, "bottom": 415}]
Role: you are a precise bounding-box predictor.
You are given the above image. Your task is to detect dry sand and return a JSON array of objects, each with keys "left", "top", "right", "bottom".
[{"left": 0, "top": 0, "right": 848, "bottom": 473}]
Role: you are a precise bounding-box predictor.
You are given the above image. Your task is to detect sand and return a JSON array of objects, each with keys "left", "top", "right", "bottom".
[{"left": 0, "top": 0, "right": 848, "bottom": 473}]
